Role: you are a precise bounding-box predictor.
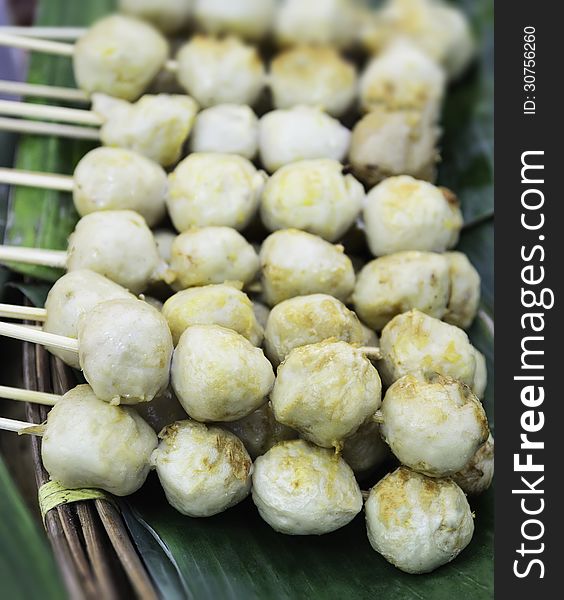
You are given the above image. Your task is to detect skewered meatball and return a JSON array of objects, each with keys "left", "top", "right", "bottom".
[
  {"left": 379, "top": 310, "right": 477, "bottom": 387},
  {"left": 119, "top": 0, "right": 193, "bottom": 34},
  {"left": 167, "top": 154, "right": 266, "bottom": 232},
  {"left": 171, "top": 325, "right": 275, "bottom": 422},
  {"left": 471, "top": 348, "right": 488, "bottom": 400},
  {"left": 153, "top": 230, "right": 175, "bottom": 263},
  {"left": 259, "top": 106, "right": 351, "bottom": 173},
  {"left": 162, "top": 284, "right": 263, "bottom": 346},
  {"left": 272, "top": 340, "right": 382, "bottom": 448},
  {"left": 252, "top": 440, "right": 363, "bottom": 535},
  {"left": 170, "top": 227, "right": 260, "bottom": 291},
  {"left": 443, "top": 252, "right": 481, "bottom": 329},
  {"left": 349, "top": 107, "right": 440, "bottom": 186},
  {"left": 352, "top": 251, "right": 451, "bottom": 331},
  {"left": 193, "top": 0, "right": 276, "bottom": 40},
  {"left": 73, "top": 15, "right": 168, "bottom": 101},
  {"left": 453, "top": 434, "right": 494, "bottom": 496},
  {"left": 92, "top": 93, "right": 198, "bottom": 167},
  {"left": 176, "top": 36, "right": 265, "bottom": 108},
  {"left": 78, "top": 298, "right": 173, "bottom": 404},
  {"left": 264, "top": 294, "right": 366, "bottom": 365},
  {"left": 221, "top": 402, "right": 297, "bottom": 460},
  {"left": 341, "top": 421, "right": 390, "bottom": 475},
  {"left": 260, "top": 159, "right": 364, "bottom": 242},
  {"left": 42, "top": 385, "right": 157, "bottom": 496},
  {"left": 252, "top": 301, "right": 270, "bottom": 329},
  {"left": 66, "top": 211, "right": 169, "bottom": 294},
  {"left": 44, "top": 270, "right": 135, "bottom": 369},
  {"left": 134, "top": 388, "right": 188, "bottom": 433},
  {"left": 270, "top": 46, "right": 357, "bottom": 117},
  {"left": 365, "top": 467, "right": 474, "bottom": 574},
  {"left": 189, "top": 104, "right": 259, "bottom": 159},
  {"left": 152, "top": 421, "right": 252, "bottom": 517},
  {"left": 260, "top": 229, "right": 355, "bottom": 306},
  {"left": 381, "top": 372, "right": 489, "bottom": 477},
  {"left": 73, "top": 147, "right": 167, "bottom": 226},
  {"left": 363, "top": 176, "right": 463, "bottom": 256}
]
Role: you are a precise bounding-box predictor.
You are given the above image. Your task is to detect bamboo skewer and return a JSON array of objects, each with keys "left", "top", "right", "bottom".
[
  {"left": 0, "top": 80, "right": 89, "bottom": 103},
  {"left": 0, "top": 116, "right": 100, "bottom": 140},
  {"left": 0, "top": 99, "right": 103, "bottom": 126},
  {"left": 0, "top": 26, "right": 87, "bottom": 40},
  {"left": 0, "top": 384, "right": 59, "bottom": 405},
  {"left": 0, "top": 245, "right": 67, "bottom": 268},
  {"left": 0, "top": 167, "right": 74, "bottom": 192},
  {"left": 0, "top": 417, "right": 39, "bottom": 434},
  {"left": 0, "top": 321, "right": 79, "bottom": 353},
  {"left": 0, "top": 303, "right": 47, "bottom": 321}
]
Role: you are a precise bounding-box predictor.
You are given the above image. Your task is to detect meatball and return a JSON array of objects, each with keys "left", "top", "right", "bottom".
[
  {"left": 272, "top": 340, "right": 382, "bottom": 448},
  {"left": 443, "top": 252, "right": 481, "bottom": 329},
  {"left": 264, "top": 294, "right": 366, "bottom": 365},
  {"left": 365, "top": 467, "right": 474, "bottom": 574},
  {"left": 341, "top": 421, "right": 390, "bottom": 475},
  {"left": 73, "top": 15, "right": 168, "bottom": 101},
  {"left": 152, "top": 420, "right": 252, "bottom": 517},
  {"left": 176, "top": 35, "right": 265, "bottom": 107},
  {"left": 453, "top": 434, "right": 495, "bottom": 496},
  {"left": 73, "top": 147, "right": 167, "bottom": 227},
  {"left": 44, "top": 270, "right": 135, "bottom": 369},
  {"left": 134, "top": 388, "right": 188, "bottom": 433},
  {"left": 170, "top": 227, "right": 260, "bottom": 290},
  {"left": 167, "top": 153, "right": 266, "bottom": 232},
  {"left": 260, "top": 229, "right": 355, "bottom": 306},
  {"left": 171, "top": 325, "right": 275, "bottom": 422},
  {"left": 77, "top": 298, "right": 173, "bottom": 404},
  {"left": 352, "top": 251, "right": 451, "bottom": 331},
  {"left": 189, "top": 104, "right": 259, "bottom": 160},
  {"left": 270, "top": 46, "right": 357, "bottom": 117},
  {"left": 472, "top": 348, "right": 488, "bottom": 400},
  {"left": 162, "top": 284, "right": 263, "bottom": 346},
  {"left": 153, "top": 230, "right": 175, "bottom": 263},
  {"left": 66, "top": 211, "right": 168, "bottom": 294},
  {"left": 259, "top": 106, "right": 351, "bottom": 173},
  {"left": 119, "top": 0, "right": 193, "bottom": 34},
  {"left": 42, "top": 385, "right": 157, "bottom": 496},
  {"left": 363, "top": 175, "right": 463, "bottom": 256},
  {"left": 260, "top": 159, "right": 364, "bottom": 242}
]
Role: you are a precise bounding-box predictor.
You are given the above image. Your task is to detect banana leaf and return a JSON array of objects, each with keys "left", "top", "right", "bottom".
[{"left": 1, "top": 0, "right": 494, "bottom": 598}]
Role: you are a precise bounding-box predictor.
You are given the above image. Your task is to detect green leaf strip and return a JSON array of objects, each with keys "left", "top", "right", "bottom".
[{"left": 38, "top": 480, "right": 114, "bottom": 522}]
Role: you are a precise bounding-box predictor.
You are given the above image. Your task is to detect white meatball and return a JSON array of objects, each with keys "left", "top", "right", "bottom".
[
  {"left": 270, "top": 46, "right": 357, "bottom": 117},
  {"left": 264, "top": 294, "right": 365, "bottom": 365},
  {"left": 260, "top": 160, "right": 364, "bottom": 242},
  {"left": 153, "top": 230, "right": 176, "bottom": 263},
  {"left": 259, "top": 106, "right": 351, "bottom": 173},
  {"left": 176, "top": 36, "right": 265, "bottom": 108},
  {"left": 253, "top": 440, "right": 363, "bottom": 535},
  {"left": 252, "top": 301, "right": 270, "bottom": 329},
  {"left": 194, "top": 0, "right": 276, "bottom": 40},
  {"left": 260, "top": 230, "right": 355, "bottom": 306},
  {"left": 152, "top": 421, "right": 252, "bottom": 517},
  {"left": 453, "top": 434, "right": 494, "bottom": 496},
  {"left": 272, "top": 341, "right": 382, "bottom": 448},
  {"left": 171, "top": 325, "right": 275, "bottom": 422},
  {"left": 166, "top": 154, "right": 265, "bottom": 232},
  {"left": 189, "top": 104, "right": 259, "bottom": 159},
  {"left": 359, "top": 40, "right": 446, "bottom": 115},
  {"left": 78, "top": 298, "right": 173, "bottom": 404},
  {"left": 170, "top": 227, "right": 260, "bottom": 291},
  {"left": 73, "top": 147, "right": 167, "bottom": 227},
  {"left": 379, "top": 310, "right": 477, "bottom": 387},
  {"left": 353, "top": 251, "right": 450, "bottom": 331},
  {"left": 349, "top": 107, "right": 440, "bottom": 187},
  {"left": 162, "top": 284, "right": 263, "bottom": 346},
  {"left": 134, "top": 388, "right": 188, "bottom": 433},
  {"left": 364, "top": 176, "right": 463, "bottom": 256},
  {"left": 221, "top": 402, "right": 298, "bottom": 460},
  {"left": 472, "top": 349, "right": 488, "bottom": 400},
  {"left": 342, "top": 421, "right": 389, "bottom": 475},
  {"left": 74, "top": 15, "right": 168, "bottom": 100},
  {"left": 42, "top": 385, "right": 157, "bottom": 496},
  {"left": 66, "top": 211, "right": 169, "bottom": 294},
  {"left": 365, "top": 467, "right": 474, "bottom": 574},
  {"left": 444, "top": 252, "right": 481, "bottom": 329},
  {"left": 274, "top": 0, "right": 358, "bottom": 48},
  {"left": 44, "top": 270, "right": 134, "bottom": 369},
  {"left": 381, "top": 372, "right": 489, "bottom": 477},
  {"left": 119, "top": 0, "right": 193, "bottom": 34}
]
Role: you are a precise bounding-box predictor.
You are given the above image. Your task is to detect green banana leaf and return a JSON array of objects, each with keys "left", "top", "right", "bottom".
[{"left": 1, "top": 0, "right": 494, "bottom": 598}]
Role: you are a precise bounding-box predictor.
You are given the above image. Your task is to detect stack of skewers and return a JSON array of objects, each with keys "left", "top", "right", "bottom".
[{"left": 0, "top": 0, "right": 493, "bottom": 578}]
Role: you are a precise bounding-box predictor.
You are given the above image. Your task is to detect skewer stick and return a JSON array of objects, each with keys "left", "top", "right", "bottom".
[
  {"left": 0, "top": 321, "right": 79, "bottom": 353},
  {"left": 0, "top": 245, "right": 67, "bottom": 268},
  {"left": 0, "top": 417, "right": 41, "bottom": 434},
  {"left": 0, "top": 116, "right": 100, "bottom": 140},
  {"left": 358, "top": 346, "right": 383, "bottom": 360},
  {"left": 0, "top": 385, "right": 59, "bottom": 406},
  {"left": 0, "top": 26, "right": 87, "bottom": 41},
  {"left": 0, "top": 99, "right": 103, "bottom": 126},
  {"left": 0, "top": 167, "right": 74, "bottom": 191},
  {"left": 0, "top": 80, "right": 89, "bottom": 103},
  {"left": 0, "top": 304, "right": 47, "bottom": 321}
]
